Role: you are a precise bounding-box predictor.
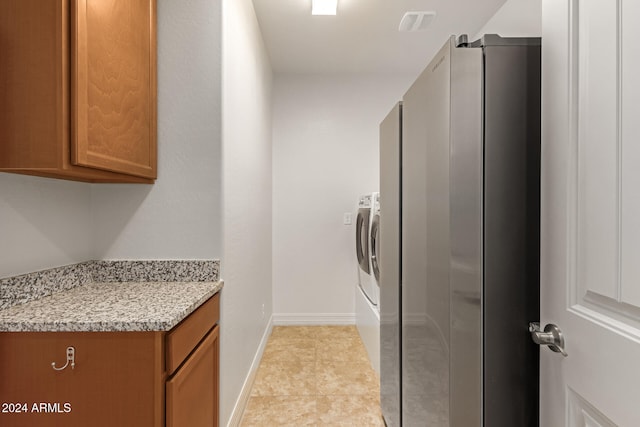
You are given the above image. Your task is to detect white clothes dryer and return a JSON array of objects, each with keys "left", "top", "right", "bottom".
[
  {"left": 369, "top": 192, "right": 381, "bottom": 305},
  {"left": 356, "top": 193, "right": 377, "bottom": 306},
  {"left": 355, "top": 192, "right": 381, "bottom": 374}
]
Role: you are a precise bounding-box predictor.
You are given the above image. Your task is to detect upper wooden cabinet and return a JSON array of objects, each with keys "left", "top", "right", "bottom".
[{"left": 0, "top": 0, "right": 157, "bottom": 183}]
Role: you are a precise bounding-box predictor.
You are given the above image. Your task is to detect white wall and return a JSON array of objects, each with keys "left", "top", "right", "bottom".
[
  {"left": 221, "top": 0, "right": 273, "bottom": 424},
  {"left": 91, "top": 0, "right": 223, "bottom": 260},
  {"left": 474, "top": 0, "right": 542, "bottom": 39},
  {"left": 0, "top": 174, "right": 92, "bottom": 278},
  {"left": 272, "top": 73, "right": 411, "bottom": 320}
]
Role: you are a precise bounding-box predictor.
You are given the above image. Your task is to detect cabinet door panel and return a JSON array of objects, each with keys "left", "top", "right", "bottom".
[
  {"left": 72, "top": 0, "right": 157, "bottom": 179},
  {"left": 166, "top": 325, "right": 219, "bottom": 427},
  {"left": 0, "top": 332, "right": 164, "bottom": 427}
]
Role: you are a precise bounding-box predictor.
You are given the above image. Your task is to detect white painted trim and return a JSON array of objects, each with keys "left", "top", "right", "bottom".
[
  {"left": 226, "top": 316, "right": 273, "bottom": 427},
  {"left": 272, "top": 313, "right": 356, "bottom": 325}
]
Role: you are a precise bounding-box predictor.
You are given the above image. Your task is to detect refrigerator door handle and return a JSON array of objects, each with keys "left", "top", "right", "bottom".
[{"left": 529, "top": 322, "right": 568, "bottom": 357}]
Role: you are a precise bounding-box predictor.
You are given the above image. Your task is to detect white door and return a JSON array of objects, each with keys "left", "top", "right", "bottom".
[{"left": 542, "top": 1, "right": 640, "bottom": 425}]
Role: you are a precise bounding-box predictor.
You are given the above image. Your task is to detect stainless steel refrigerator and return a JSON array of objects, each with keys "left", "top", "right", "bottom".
[{"left": 379, "top": 34, "right": 541, "bottom": 427}]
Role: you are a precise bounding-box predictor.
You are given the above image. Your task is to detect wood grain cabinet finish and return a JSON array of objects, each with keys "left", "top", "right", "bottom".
[
  {"left": 166, "top": 292, "right": 220, "bottom": 376},
  {"left": 166, "top": 326, "right": 220, "bottom": 427},
  {"left": 0, "top": 293, "right": 220, "bottom": 427},
  {"left": 0, "top": 332, "right": 165, "bottom": 426},
  {"left": 0, "top": 0, "right": 157, "bottom": 183}
]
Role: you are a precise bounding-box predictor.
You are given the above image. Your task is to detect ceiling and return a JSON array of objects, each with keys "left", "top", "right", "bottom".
[{"left": 251, "top": 0, "right": 508, "bottom": 75}]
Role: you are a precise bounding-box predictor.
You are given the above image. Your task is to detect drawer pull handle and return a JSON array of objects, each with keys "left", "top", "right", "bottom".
[{"left": 51, "top": 346, "right": 76, "bottom": 371}]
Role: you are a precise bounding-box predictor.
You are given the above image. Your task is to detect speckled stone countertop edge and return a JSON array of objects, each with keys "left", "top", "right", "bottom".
[
  {"left": 0, "top": 280, "right": 224, "bottom": 333},
  {"left": 0, "top": 259, "right": 220, "bottom": 311}
]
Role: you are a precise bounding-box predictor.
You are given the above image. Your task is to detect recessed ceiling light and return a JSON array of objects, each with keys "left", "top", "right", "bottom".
[
  {"left": 399, "top": 11, "right": 436, "bottom": 32},
  {"left": 312, "top": 0, "right": 337, "bottom": 15}
]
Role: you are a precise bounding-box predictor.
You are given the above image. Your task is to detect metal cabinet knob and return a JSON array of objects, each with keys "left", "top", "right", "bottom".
[{"left": 529, "top": 322, "right": 567, "bottom": 357}]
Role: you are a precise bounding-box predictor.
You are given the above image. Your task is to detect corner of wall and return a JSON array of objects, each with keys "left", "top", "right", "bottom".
[
  {"left": 225, "top": 317, "right": 273, "bottom": 427},
  {"left": 474, "top": 0, "right": 542, "bottom": 40},
  {"left": 220, "top": 0, "right": 274, "bottom": 424}
]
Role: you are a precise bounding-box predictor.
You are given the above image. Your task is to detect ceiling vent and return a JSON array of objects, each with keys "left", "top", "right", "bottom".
[{"left": 398, "top": 11, "right": 436, "bottom": 32}]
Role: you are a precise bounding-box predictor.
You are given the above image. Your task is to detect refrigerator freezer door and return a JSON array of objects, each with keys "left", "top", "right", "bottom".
[
  {"left": 449, "top": 40, "right": 484, "bottom": 427},
  {"left": 379, "top": 102, "right": 402, "bottom": 427},
  {"left": 401, "top": 38, "right": 453, "bottom": 426},
  {"left": 480, "top": 42, "right": 540, "bottom": 426}
]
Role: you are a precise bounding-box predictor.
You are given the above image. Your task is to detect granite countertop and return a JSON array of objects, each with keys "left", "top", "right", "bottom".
[{"left": 0, "top": 280, "right": 223, "bottom": 332}]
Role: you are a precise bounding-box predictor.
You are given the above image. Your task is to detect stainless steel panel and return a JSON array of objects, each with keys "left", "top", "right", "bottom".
[
  {"left": 482, "top": 42, "right": 540, "bottom": 427},
  {"left": 387, "top": 34, "right": 540, "bottom": 427},
  {"left": 380, "top": 102, "right": 401, "bottom": 427},
  {"left": 401, "top": 38, "right": 452, "bottom": 427},
  {"left": 449, "top": 41, "right": 484, "bottom": 427},
  {"left": 449, "top": 36, "right": 541, "bottom": 427}
]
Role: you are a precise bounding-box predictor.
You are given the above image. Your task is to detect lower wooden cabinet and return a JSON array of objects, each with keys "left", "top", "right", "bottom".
[
  {"left": 0, "top": 332, "right": 165, "bottom": 426},
  {"left": 0, "top": 293, "right": 220, "bottom": 427},
  {"left": 166, "top": 326, "right": 219, "bottom": 427}
]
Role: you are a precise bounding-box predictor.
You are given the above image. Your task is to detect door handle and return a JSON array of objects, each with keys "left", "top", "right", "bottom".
[{"left": 529, "top": 322, "right": 568, "bottom": 357}]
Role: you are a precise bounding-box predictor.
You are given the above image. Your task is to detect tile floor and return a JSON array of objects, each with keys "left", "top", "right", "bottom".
[{"left": 240, "top": 325, "right": 385, "bottom": 426}]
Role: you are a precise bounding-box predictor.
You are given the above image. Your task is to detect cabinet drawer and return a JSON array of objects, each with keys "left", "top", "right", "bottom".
[
  {"left": 166, "top": 293, "right": 219, "bottom": 375},
  {"left": 166, "top": 325, "right": 219, "bottom": 427}
]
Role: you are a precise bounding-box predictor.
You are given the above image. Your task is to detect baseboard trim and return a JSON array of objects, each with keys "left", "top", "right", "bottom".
[
  {"left": 272, "top": 313, "right": 355, "bottom": 325},
  {"left": 226, "top": 316, "right": 273, "bottom": 427}
]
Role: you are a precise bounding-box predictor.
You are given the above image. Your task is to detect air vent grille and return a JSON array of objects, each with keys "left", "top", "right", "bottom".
[{"left": 398, "top": 11, "right": 436, "bottom": 32}]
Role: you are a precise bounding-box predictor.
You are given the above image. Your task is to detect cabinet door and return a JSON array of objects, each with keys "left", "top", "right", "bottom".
[
  {"left": 72, "top": 0, "right": 157, "bottom": 179},
  {"left": 166, "top": 325, "right": 219, "bottom": 427},
  {"left": 0, "top": 332, "right": 164, "bottom": 427}
]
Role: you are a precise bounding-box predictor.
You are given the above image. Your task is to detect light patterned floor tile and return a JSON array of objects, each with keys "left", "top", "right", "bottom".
[
  {"left": 261, "top": 338, "right": 316, "bottom": 364},
  {"left": 251, "top": 360, "right": 316, "bottom": 396},
  {"left": 316, "top": 394, "right": 385, "bottom": 426},
  {"left": 316, "top": 336, "right": 370, "bottom": 364},
  {"left": 316, "top": 360, "right": 380, "bottom": 396},
  {"left": 241, "top": 326, "right": 382, "bottom": 425},
  {"left": 270, "top": 325, "right": 319, "bottom": 340},
  {"left": 240, "top": 396, "right": 317, "bottom": 426},
  {"left": 315, "top": 325, "right": 360, "bottom": 340}
]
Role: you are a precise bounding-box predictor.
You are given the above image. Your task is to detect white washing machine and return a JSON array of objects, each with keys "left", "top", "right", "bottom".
[
  {"left": 355, "top": 192, "right": 380, "bottom": 374},
  {"left": 356, "top": 193, "right": 377, "bottom": 306},
  {"left": 369, "top": 192, "right": 381, "bottom": 303}
]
